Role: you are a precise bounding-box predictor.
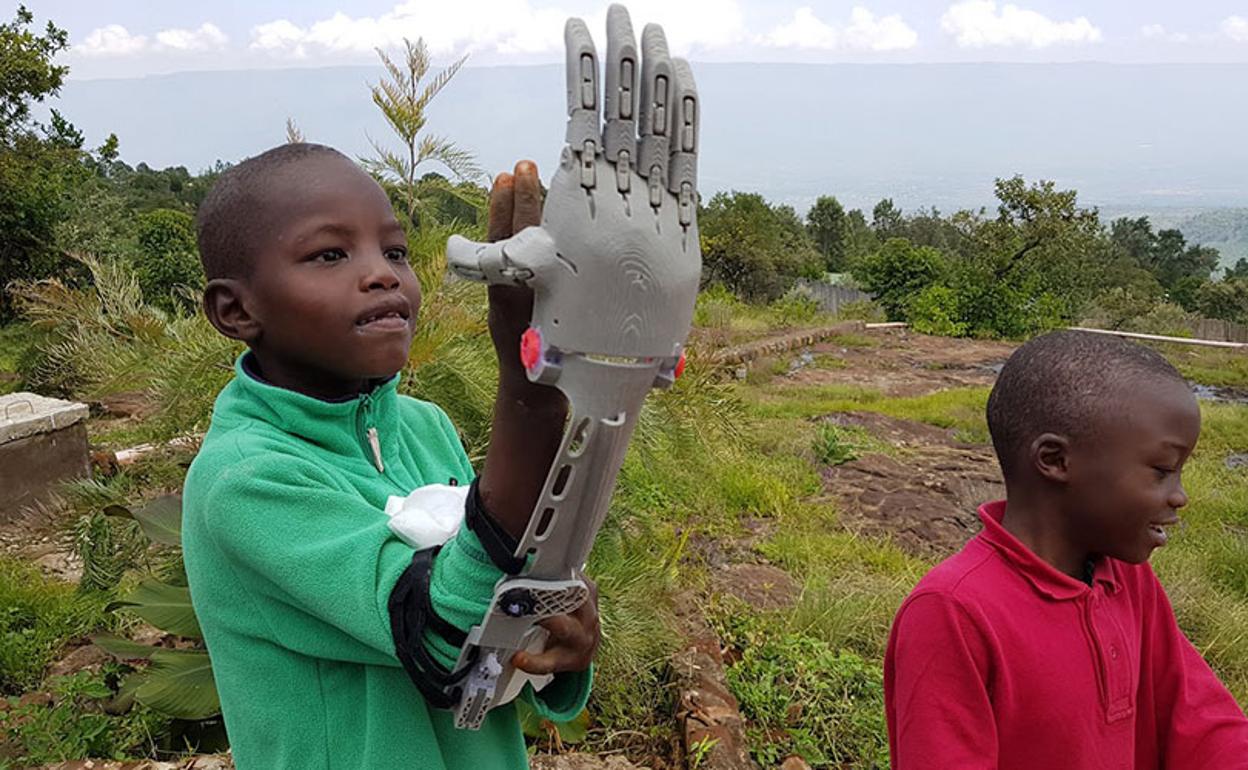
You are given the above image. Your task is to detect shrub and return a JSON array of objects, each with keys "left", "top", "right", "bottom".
[
  {"left": 131, "top": 209, "right": 202, "bottom": 312},
  {"left": 851, "top": 238, "right": 945, "bottom": 320},
  {"left": 907, "top": 284, "right": 967, "bottom": 337}
]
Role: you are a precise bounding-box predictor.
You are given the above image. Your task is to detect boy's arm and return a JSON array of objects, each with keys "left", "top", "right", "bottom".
[
  {"left": 1143, "top": 572, "right": 1248, "bottom": 767},
  {"left": 885, "top": 592, "right": 999, "bottom": 770}
]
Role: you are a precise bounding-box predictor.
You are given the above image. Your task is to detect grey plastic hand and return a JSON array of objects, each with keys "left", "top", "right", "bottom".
[{"left": 447, "top": 3, "right": 701, "bottom": 362}]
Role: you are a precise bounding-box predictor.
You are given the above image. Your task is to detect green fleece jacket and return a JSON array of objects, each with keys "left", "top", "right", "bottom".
[{"left": 182, "top": 356, "right": 591, "bottom": 770}]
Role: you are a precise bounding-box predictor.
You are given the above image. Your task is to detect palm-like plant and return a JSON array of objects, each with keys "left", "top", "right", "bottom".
[{"left": 365, "top": 38, "right": 484, "bottom": 228}]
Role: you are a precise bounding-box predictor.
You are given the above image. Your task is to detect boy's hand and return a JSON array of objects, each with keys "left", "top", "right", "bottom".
[
  {"left": 484, "top": 162, "right": 555, "bottom": 399},
  {"left": 511, "top": 574, "right": 600, "bottom": 675}
]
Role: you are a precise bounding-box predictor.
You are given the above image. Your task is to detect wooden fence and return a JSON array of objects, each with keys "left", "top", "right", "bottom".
[
  {"left": 1192, "top": 317, "right": 1248, "bottom": 344},
  {"left": 795, "top": 280, "right": 874, "bottom": 316}
]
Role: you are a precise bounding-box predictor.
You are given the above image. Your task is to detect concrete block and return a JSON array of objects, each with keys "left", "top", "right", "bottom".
[{"left": 1, "top": 392, "right": 90, "bottom": 523}]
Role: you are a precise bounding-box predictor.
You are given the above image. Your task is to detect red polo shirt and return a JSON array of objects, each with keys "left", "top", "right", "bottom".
[{"left": 885, "top": 500, "right": 1248, "bottom": 769}]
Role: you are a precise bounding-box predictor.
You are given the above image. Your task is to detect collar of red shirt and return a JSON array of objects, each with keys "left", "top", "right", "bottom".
[{"left": 977, "top": 500, "right": 1121, "bottom": 601}]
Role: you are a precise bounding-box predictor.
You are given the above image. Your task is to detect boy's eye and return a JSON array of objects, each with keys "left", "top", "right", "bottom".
[
  {"left": 385, "top": 247, "right": 409, "bottom": 262},
  {"left": 313, "top": 248, "right": 348, "bottom": 263},
  {"left": 1153, "top": 466, "right": 1175, "bottom": 480}
]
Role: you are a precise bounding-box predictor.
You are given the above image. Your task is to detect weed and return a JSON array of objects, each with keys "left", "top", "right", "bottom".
[
  {"left": 0, "top": 667, "right": 170, "bottom": 768},
  {"left": 0, "top": 559, "right": 112, "bottom": 694},
  {"left": 813, "top": 424, "right": 859, "bottom": 465},
  {"left": 711, "top": 602, "right": 889, "bottom": 769}
]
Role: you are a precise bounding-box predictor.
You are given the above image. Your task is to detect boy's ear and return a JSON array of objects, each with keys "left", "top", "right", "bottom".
[
  {"left": 1030, "top": 432, "right": 1071, "bottom": 483},
  {"left": 203, "top": 278, "right": 261, "bottom": 344}
]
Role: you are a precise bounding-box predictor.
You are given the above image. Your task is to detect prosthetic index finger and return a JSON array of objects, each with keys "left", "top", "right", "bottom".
[
  {"left": 603, "top": 4, "right": 638, "bottom": 193},
  {"left": 637, "top": 23, "right": 673, "bottom": 207},
  {"left": 564, "top": 17, "right": 601, "bottom": 190},
  {"left": 667, "top": 58, "right": 698, "bottom": 227}
]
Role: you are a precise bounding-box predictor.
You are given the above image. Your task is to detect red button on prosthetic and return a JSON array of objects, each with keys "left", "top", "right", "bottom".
[
  {"left": 674, "top": 351, "right": 687, "bottom": 379},
  {"left": 520, "top": 327, "right": 542, "bottom": 372}
]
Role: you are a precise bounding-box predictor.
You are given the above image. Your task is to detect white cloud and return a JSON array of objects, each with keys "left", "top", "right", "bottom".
[
  {"left": 844, "top": 7, "right": 919, "bottom": 51},
  {"left": 155, "top": 23, "right": 228, "bottom": 52},
  {"left": 941, "top": 1, "right": 1101, "bottom": 49},
  {"left": 762, "top": 6, "right": 917, "bottom": 51},
  {"left": 1223, "top": 16, "right": 1248, "bottom": 43},
  {"left": 1140, "top": 24, "right": 1187, "bottom": 43},
  {"left": 248, "top": 0, "right": 748, "bottom": 60},
  {"left": 79, "top": 25, "right": 148, "bottom": 56}
]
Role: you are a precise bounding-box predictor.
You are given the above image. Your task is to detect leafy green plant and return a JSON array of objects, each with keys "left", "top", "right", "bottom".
[
  {"left": 0, "top": 667, "right": 170, "bottom": 768},
  {"left": 0, "top": 558, "right": 112, "bottom": 694},
  {"left": 130, "top": 208, "right": 202, "bottom": 312},
  {"left": 516, "top": 700, "right": 589, "bottom": 749},
  {"left": 90, "top": 495, "right": 220, "bottom": 721},
  {"left": 711, "top": 606, "right": 888, "bottom": 768},
  {"left": 813, "top": 424, "right": 860, "bottom": 466}
]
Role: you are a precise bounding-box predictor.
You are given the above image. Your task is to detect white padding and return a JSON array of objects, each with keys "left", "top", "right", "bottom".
[{"left": 384, "top": 483, "right": 470, "bottom": 549}]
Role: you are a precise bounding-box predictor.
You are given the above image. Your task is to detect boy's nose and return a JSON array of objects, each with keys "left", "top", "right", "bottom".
[
  {"left": 1169, "top": 483, "right": 1189, "bottom": 510},
  {"left": 360, "top": 253, "right": 401, "bottom": 291}
]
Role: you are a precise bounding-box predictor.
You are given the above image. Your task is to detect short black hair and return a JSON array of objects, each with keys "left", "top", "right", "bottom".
[
  {"left": 986, "top": 330, "right": 1188, "bottom": 477},
  {"left": 195, "top": 142, "right": 349, "bottom": 280}
]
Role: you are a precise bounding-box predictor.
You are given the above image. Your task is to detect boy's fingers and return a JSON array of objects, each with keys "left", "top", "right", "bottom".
[
  {"left": 488, "top": 172, "right": 515, "bottom": 242},
  {"left": 512, "top": 160, "right": 542, "bottom": 232}
]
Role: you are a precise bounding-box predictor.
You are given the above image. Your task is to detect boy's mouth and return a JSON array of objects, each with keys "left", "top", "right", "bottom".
[
  {"left": 1148, "top": 517, "right": 1179, "bottom": 546},
  {"left": 356, "top": 299, "right": 411, "bottom": 330}
]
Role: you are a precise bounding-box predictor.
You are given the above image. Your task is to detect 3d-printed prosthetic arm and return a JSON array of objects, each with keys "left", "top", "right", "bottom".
[{"left": 441, "top": 5, "right": 702, "bottom": 730}]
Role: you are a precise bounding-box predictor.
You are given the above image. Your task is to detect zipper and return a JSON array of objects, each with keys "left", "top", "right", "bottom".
[{"left": 357, "top": 393, "right": 385, "bottom": 474}]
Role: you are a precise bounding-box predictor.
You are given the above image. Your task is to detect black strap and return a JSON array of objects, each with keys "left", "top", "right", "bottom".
[
  {"left": 464, "top": 478, "right": 526, "bottom": 575},
  {"left": 388, "top": 545, "right": 477, "bottom": 709}
]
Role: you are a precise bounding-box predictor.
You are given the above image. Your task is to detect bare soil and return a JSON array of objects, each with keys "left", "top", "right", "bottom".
[{"left": 795, "top": 327, "right": 1015, "bottom": 397}]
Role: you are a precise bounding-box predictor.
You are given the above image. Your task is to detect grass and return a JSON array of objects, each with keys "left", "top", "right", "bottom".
[
  {"left": 0, "top": 558, "right": 113, "bottom": 695},
  {"left": 0, "top": 668, "right": 171, "bottom": 769},
  {"left": 0, "top": 322, "right": 36, "bottom": 395},
  {"left": 1152, "top": 344, "right": 1248, "bottom": 389}
]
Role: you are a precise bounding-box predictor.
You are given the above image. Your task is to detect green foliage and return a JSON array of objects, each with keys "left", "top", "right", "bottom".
[
  {"left": 0, "top": 667, "right": 170, "bottom": 768},
  {"left": 712, "top": 605, "right": 888, "bottom": 768},
  {"left": 0, "top": 6, "right": 68, "bottom": 140},
  {"left": 851, "top": 237, "right": 945, "bottom": 320},
  {"left": 769, "top": 285, "right": 821, "bottom": 326},
  {"left": 0, "top": 557, "right": 111, "bottom": 693},
  {"left": 1110, "top": 216, "right": 1221, "bottom": 294},
  {"left": 365, "top": 37, "right": 481, "bottom": 228},
  {"left": 907, "top": 284, "right": 967, "bottom": 337},
  {"left": 813, "top": 423, "right": 860, "bottom": 466},
  {"left": 131, "top": 209, "right": 202, "bottom": 312},
  {"left": 700, "top": 191, "right": 823, "bottom": 301},
  {"left": 806, "top": 195, "right": 848, "bottom": 271},
  {"left": 1196, "top": 278, "right": 1248, "bottom": 324}
]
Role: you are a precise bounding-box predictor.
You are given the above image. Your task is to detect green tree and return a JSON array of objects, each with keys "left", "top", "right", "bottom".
[
  {"left": 700, "top": 191, "right": 823, "bottom": 300},
  {"left": 806, "top": 195, "right": 847, "bottom": 272},
  {"left": 1226, "top": 258, "right": 1248, "bottom": 281},
  {"left": 131, "top": 209, "right": 203, "bottom": 312},
  {"left": 1196, "top": 278, "right": 1248, "bottom": 324},
  {"left": 851, "top": 237, "right": 946, "bottom": 320},
  {"left": 366, "top": 38, "right": 482, "bottom": 228},
  {"left": 843, "top": 208, "right": 879, "bottom": 266},
  {"left": 0, "top": 6, "right": 68, "bottom": 143},
  {"left": 0, "top": 6, "right": 85, "bottom": 320},
  {"left": 871, "top": 198, "right": 903, "bottom": 240}
]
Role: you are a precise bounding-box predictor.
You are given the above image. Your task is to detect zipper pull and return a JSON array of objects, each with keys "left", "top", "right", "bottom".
[{"left": 367, "top": 427, "right": 384, "bottom": 473}]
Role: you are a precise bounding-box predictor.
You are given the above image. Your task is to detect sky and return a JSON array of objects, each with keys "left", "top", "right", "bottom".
[{"left": 22, "top": 0, "right": 1248, "bottom": 80}]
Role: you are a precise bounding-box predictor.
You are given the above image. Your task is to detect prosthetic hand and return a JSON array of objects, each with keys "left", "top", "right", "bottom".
[{"left": 444, "top": 4, "right": 701, "bottom": 730}]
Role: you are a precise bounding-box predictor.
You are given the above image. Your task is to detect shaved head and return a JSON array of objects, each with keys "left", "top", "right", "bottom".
[
  {"left": 195, "top": 143, "right": 352, "bottom": 281},
  {"left": 987, "top": 331, "right": 1191, "bottom": 479}
]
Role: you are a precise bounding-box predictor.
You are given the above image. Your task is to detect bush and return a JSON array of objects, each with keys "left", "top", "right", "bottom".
[
  {"left": 851, "top": 238, "right": 945, "bottom": 320},
  {"left": 700, "top": 191, "right": 823, "bottom": 301},
  {"left": 131, "top": 209, "right": 202, "bottom": 312},
  {"left": 770, "top": 285, "right": 821, "bottom": 326},
  {"left": 907, "top": 284, "right": 967, "bottom": 337}
]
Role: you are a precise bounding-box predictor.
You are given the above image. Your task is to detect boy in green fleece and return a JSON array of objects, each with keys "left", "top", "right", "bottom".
[{"left": 182, "top": 145, "right": 596, "bottom": 769}]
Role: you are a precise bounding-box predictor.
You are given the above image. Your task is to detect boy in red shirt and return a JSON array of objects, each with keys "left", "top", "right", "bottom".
[{"left": 885, "top": 330, "right": 1248, "bottom": 769}]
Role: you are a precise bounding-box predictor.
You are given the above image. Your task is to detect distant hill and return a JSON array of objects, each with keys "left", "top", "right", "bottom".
[
  {"left": 56, "top": 62, "right": 1248, "bottom": 215},
  {"left": 1100, "top": 207, "right": 1248, "bottom": 273}
]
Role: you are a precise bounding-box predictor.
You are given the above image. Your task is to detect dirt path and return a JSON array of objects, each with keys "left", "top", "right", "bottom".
[{"left": 795, "top": 328, "right": 1015, "bottom": 397}]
